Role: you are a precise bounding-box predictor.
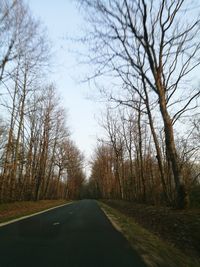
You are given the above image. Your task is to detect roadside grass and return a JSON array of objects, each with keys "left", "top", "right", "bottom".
[
  {"left": 99, "top": 201, "right": 200, "bottom": 267},
  {"left": 0, "top": 199, "right": 69, "bottom": 224}
]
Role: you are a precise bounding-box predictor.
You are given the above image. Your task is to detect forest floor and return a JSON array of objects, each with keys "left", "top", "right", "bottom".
[
  {"left": 0, "top": 199, "right": 68, "bottom": 224},
  {"left": 101, "top": 200, "right": 200, "bottom": 266}
]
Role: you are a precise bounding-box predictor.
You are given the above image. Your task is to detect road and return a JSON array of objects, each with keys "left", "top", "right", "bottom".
[{"left": 0, "top": 199, "right": 146, "bottom": 267}]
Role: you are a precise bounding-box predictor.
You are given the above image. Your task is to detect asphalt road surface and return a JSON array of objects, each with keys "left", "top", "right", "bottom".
[{"left": 0, "top": 199, "right": 146, "bottom": 267}]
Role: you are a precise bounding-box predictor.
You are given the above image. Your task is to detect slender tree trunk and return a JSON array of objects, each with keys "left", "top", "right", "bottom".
[
  {"left": 114, "top": 154, "right": 123, "bottom": 199},
  {"left": 10, "top": 69, "right": 27, "bottom": 200},
  {"left": 0, "top": 63, "right": 19, "bottom": 201},
  {"left": 137, "top": 106, "right": 146, "bottom": 202}
]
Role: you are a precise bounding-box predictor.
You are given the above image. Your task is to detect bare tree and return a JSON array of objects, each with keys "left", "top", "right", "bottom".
[
  {"left": 89, "top": 143, "right": 116, "bottom": 199},
  {"left": 100, "top": 109, "right": 126, "bottom": 199},
  {"left": 0, "top": 0, "right": 47, "bottom": 83},
  {"left": 0, "top": 1, "right": 86, "bottom": 203},
  {"left": 65, "top": 140, "right": 86, "bottom": 200},
  {"left": 78, "top": 0, "right": 200, "bottom": 208}
]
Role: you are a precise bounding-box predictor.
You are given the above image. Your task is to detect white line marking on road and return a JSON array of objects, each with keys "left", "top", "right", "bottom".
[
  {"left": 53, "top": 222, "right": 60, "bottom": 226},
  {"left": 0, "top": 202, "right": 73, "bottom": 228}
]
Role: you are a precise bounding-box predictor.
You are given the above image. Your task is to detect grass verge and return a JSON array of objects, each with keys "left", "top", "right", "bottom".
[
  {"left": 0, "top": 199, "right": 69, "bottom": 224},
  {"left": 99, "top": 201, "right": 200, "bottom": 267}
]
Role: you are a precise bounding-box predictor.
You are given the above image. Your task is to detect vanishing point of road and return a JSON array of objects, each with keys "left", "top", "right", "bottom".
[{"left": 0, "top": 199, "right": 146, "bottom": 267}]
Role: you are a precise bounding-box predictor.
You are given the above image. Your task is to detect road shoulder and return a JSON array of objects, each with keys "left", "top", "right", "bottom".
[{"left": 99, "top": 201, "right": 199, "bottom": 267}]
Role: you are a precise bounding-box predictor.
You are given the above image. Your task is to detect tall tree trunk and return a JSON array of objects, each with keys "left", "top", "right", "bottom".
[
  {"left": 143, "top": 84, "right": 170, "bottom": 204},
  {"left": 158, "top": 91, "right": 188, "bottom": 208}
]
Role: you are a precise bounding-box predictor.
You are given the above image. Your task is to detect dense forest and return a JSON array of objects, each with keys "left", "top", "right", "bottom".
[
  {"left": 0, "top": 0, "right": 85, "bottom": 202},
  {"left": 1, "top": 2, "right": 200, "bottom": 266},
  {"left": 0, "top": 0, "right": 200, "bottom": 210}
]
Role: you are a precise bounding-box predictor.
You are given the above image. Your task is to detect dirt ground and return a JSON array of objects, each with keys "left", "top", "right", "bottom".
[{"left": 102, "top": 200, "right": 200, "bottom": 258}]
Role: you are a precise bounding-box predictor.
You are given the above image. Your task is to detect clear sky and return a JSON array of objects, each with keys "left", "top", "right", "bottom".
[{"left": 26, "top": 0, "right": 103, "bottom": 169}]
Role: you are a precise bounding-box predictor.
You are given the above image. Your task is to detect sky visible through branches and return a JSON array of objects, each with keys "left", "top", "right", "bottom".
[
  {"left": 25, "top": 0, "right": 200, "bottom": 177},
  {"left": 25, "top": 0, "right": 104, "bottom": 175}
]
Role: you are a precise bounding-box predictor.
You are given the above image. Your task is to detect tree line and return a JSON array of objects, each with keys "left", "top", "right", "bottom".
[
  {"left": 0, "top": 0, "right": 85, "bottom": 203},
  {"left": 79, "top": 0, "right": 200, "bottom": 208}
]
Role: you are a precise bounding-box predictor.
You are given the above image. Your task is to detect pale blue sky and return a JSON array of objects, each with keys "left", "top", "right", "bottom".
[{"left": 26, "top": 0, "right": 102, "bottom": 164}]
